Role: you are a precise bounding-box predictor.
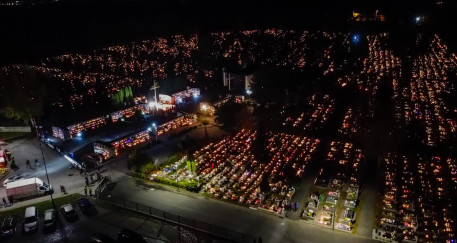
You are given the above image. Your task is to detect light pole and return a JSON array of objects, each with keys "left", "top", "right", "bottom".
[
  {"left": 152, "top": 123, "right": 158, "bottom": 142},
  {"left": 39, "top": 143, "right": 56, "bottom": 209},
  {"left": 246, "top": 89, "right": 252, "bottom": 102},
  {"left": 176, "top": 178, "right": 179, "bottom": 191}
]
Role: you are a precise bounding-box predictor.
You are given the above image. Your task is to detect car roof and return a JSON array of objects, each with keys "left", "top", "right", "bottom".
[
  {"left": 25, "top": 207, "right": 36, "bottom": 217},
  {"left": 61, "top": 204, "right": 74, "bottom": 211},
  {"left": 77, "top": 197, "right": 90, "bottom": 204}
]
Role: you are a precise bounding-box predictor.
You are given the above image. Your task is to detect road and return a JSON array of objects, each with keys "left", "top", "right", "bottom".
[
  {"left": 102, "top": 175, "right": 377, "bottom": 243},
  {"left": 1, "top": 138, "right": 88, "bottom": 202}
]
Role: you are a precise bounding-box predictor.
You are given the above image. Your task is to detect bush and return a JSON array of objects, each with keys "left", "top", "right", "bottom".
[
  {"left": 151, "top": 177, "right": 201, "bottom": 192},
  {"left": 132, "top": 171, "right": 149, "bottom": 180},
  {"left": 184, "top": 180, "right": 199, "bottom": 192},
  {"left": 141, "top": 163, "right": 156, "bottom": 175}
]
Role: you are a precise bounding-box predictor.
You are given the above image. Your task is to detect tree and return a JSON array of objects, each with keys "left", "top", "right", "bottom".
[
  {"left": 252, "top": 123, "right": 269, "bottom": 165},
  {"left": 214, "top": 100, "right": 254, "bottom": 133},
  {"left": 127, "top": 86, "right": 133, "bottom": 99},
  {"left": 0, "top": 66, "right": 46, "bottom": 124},
  {"left": 259, "top": 176, "right": 270, "bottom": 193},
  {"left": 119, "top": 88, "right": 125, "bottom": 104}
]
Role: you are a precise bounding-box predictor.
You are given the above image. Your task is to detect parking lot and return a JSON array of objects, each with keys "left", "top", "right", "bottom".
[{"left": 0, "top": 194, "right": 217, "bottom": 243}]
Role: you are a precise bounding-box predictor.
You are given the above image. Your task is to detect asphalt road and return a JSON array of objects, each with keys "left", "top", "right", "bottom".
[
  {"left": 103, "top": 175, "right": 377, "bottom": 243},
  {"left": 1, "top": 138, "right": 88, "bottom": 202}
]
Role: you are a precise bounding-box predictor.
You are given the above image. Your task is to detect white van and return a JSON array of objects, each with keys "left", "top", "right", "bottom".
[{"left": 23, "top": 207, "right": 38, "bottom": 233}]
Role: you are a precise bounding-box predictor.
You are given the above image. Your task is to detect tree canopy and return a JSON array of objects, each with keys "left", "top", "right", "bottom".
[
  {"left": 0, "top": 67, "right": 47, "bottom": 124},
  {"left": 214, "top": 100, "right": 254, "bottom": 133}
]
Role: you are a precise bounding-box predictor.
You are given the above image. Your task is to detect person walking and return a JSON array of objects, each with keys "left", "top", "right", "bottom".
[
  {"left": 26, "top": 160, "right": 30, "bottom": 168},
  {"left": 2, "top": 198, "right": 7, "bottom": 207},
  {"left": 60, "top": 185, "right": 66, "bottom": 194},
  {"left": 294, "top": 201, "right": 299, "bottom": 211},
  {"left": 35, "top": 159, "right": 40, "bottom": 167},
  {"left": 8, "top": 196, "right": 13, "bottom": 206},
  {"left": 89, "top": 187, "right": 93, "bottom": 197},
  {"left": 84, "top": 186, "right": 88, "bottom": 196}
]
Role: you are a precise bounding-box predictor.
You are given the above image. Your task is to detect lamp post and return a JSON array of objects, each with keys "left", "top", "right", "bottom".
[
  {"left": 39, "top": 143, "right": 56, "bottom": 209},
  {"left": 246, "top": 89, "right": 252, "bottom": 102},
  {"left": 152, "top": 123, "right": 158, "bottom": 142},
  {"left": 176, "top": 178, "right": 179, "bottom": 191},
  {"left": 200, "top": 103, "right": 208, "bottom": 116}
]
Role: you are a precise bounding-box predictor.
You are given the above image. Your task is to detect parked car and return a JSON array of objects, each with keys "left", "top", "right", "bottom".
[
  {"left": 0, "top": 215, "right": 17, "bottom": 237},
  {"left": 76, "top": 197, "right": 95, "bottom": 215},
  {"left": 23, "top": 207, "right": 38, "bottom": 233},
  {"left": 60, "top": 204, "right": 78, "bottom": 221},
  {"left": 90, "top": 233, "right": 116, "bottom": 243},
  {"left": 43, "top": 209, "right": 57, "bottom": 233},
  {"left": 118, "top": 228, "right": 147, "bottom": 243}
]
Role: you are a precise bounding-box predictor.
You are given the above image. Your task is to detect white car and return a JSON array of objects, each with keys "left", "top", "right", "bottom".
[
  {"left": 23, "top": 207, "right": 38, "bottom": 233},
  {"left": 60, "top": 204, "right": 78, "bottom": 221}
]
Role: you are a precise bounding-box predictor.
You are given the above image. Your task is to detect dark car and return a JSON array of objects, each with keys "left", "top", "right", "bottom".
[
  {"left": 43, "top": 209, "right": 57, "bottom": 233},
  {"left": 90, "top": 233, "right": 116, "bottom": 243},
  {"left": 76, "top": 197, "right": 95, "bottom": 215},
  {"left": 118, "top": 229, "right": 147, "bottom": 243},
  {"left": 60, "top": 204, "right": 78, "bottom": 221},
  {"left": 0, "top": 216, "right": 17, "bottom": 237}
]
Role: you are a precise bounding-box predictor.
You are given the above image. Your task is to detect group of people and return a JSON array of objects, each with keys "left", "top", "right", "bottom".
[
  {"left": 81, "top": 168, "right": 103, "bottom": 186},
  {"left": 290, "top": 201, "right": 299, "bottom": 211},
  {"left": 25, "top": 159, "right": 40, "bottom": 168}
]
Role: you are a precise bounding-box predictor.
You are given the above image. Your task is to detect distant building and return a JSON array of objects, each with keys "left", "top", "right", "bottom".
[
  {"left": 350, "top": 10, "right": 386, "bottom": 22},
  {"left": 222, "top": 67, "right": 254, "bottom": 91}
]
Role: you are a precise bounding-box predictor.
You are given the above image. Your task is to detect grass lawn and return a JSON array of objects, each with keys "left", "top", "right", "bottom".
[
  {"left": 0, "top": 132, "right": 31, "bottom": 141},
  {"left": 0, "top": 193, "right": 83, "bottom": 222}
]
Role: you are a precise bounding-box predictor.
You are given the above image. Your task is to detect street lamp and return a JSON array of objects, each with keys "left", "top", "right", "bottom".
[
  {"left": 152, "top": 123, "right": 158, "bottom": 142},
  {"left": 39, "top": 143, "right": 56, "bottom": 209},
  {"left": 246, "top": 89, "right": 252, "bottom": 102}
]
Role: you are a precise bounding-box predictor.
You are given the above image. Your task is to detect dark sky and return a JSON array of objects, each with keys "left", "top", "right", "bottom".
[{"left": 0, "top": 0, "right": 454, "bottom": 65}]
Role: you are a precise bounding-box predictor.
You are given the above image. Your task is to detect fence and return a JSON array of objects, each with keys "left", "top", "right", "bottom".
[
  {"left": 96, "top": 181, "right": 258, "bottom": 243},
  {"left": 94, "top": 175, "right": 111, "bottom": 198},
  {"left": 0, "top": 126, "right": 31, "bottom": 132}
]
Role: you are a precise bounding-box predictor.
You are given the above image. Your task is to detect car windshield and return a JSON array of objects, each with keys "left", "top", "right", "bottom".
[
  {"left": 24, "top": 216, "right": 36, "bottom": 224},
  {"left": 64, "top": 207, "right": 75, "bottom": 214},
  {"left": 78, "top": 199, "right": 88, "bottom": 205},
  {"left": 44, "top": 212, "right": 53, "bottom": 221}
]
